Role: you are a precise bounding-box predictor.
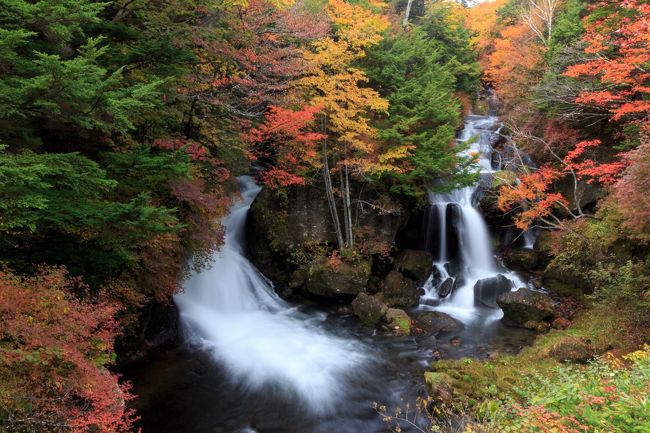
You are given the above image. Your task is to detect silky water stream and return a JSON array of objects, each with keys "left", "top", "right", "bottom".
[{"left": 124, "top": 116, "right": 537, "bottom": 433}]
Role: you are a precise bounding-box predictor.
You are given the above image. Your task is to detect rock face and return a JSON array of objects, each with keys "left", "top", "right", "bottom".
[
  {"left": 305, "top": 258, "right": 371, "bottom": 298},
  {"left": 534, "top": 230, "right": 555, "bottom": 268},
  {"left": 414, "top": 311, "right": 463, "bottom": 335},
  {"left": 548, "top": 336, "right": 594, "bottom": 363},
  {"left": 395, "top": 249, "right": 433, "bottom": 282},
  {"left": 437, "top": 277, "right": 454, "bottom": 298},
  {"left": 473, "top": 274, "right": 512, "bottom": 308},
  {"left": 497, "top": 288, "right": 553, "bottom": 329},
  {"left": 385, "top": 308, "right": 411, "bottom": 334},
  {"left": 505, "top": 248, "right": 539, "bottom": 271},
  {"left": 381, "top": 270, "right": 420, "bottom": 307},
  {"left": 424, "top": 372, "right": 454, "bottom": 406},
  {"left": 351, "top": 293, "right": 388, "bottom": 326}
]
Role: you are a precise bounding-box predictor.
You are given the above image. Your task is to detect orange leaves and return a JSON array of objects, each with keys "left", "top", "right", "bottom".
[
  {"left": 564, "top": 0, "right": 650, "bottom": 123},
  {"left": 498, "top": 165, "right": 566, "bottom": 230}
]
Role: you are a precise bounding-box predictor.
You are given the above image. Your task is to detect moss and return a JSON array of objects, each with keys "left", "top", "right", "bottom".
[{"left": 429, "top": 301, "right": 650, "bottom": 410}]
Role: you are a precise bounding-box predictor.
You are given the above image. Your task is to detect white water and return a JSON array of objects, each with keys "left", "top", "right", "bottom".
[
  {"left": 175, "top": 176, "right": 369, "bottom": 414},
  {"left": 420, "top": 115, "right": 528, "bottom": 324}
]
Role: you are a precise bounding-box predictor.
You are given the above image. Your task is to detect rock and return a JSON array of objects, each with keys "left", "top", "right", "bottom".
[
  {"left": 534, "top": 230, "right": 555, "bottom": 268},
  {"left": 497, "top": 288, "right": 554, "bottom": 329},
  {"left": 385, "top": 308, "right": 411, "bottom": 335},
  {"left": 380, "top": 270, "right": 419, "bottom": 307},
  {"left": 415, "top": 311, "right": 463, "bottom": 335},
  {"left": 548, "top": 336, "right": 594, "bottom": 363},
  {"left": 453, "top": 274, "right": 466, "bottom": 291},
  {"left": 424, "top": 372, "right": 454, "bottom": 406},
  {"left": 352, "top": 293, "right": 388, "bottom": 326},
  {"left": 444, "top": 260, "right": 464, "bottom": 278},
  {"left": 437, "top": 277, "right": 454, "bottom": 298},
  {"left": 395, "top": 249, "right": 433, "bottom": 282},
  {"left": 473, "top": 274, "right": 513, "bottom": 308},
  {"left": 305, "top": 257, "right": 371, "bottom": 298},
  {"left": 543, "top": 262, "right": 590, "bottom": 297},
  {"left": 505, "top": 248, "right": 539, "bottom": 271}
]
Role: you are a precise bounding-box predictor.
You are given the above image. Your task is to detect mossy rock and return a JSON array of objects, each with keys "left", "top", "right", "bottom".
[
  {"left": 380, "top": 270, "right": 419, "bottom": 307},
  {"left": 547, "top": 336, "right": 595, "bottom": 363},
  {"left": 352, "top": 293, "right": 388, "bottom": 326},
  {"left": 385, "top": 308, "right": 411, "bottom": 335},
  {"left": 305, "top": 257, "right": 371, "bottom": 299},
  {"left": 414, "top": 311, "right": 463, "bottom": 335},
  {"left": 534, "top": 230, "right": 555, "bottom": 268},
  {"left": 505, "top": 248, "right": 539, "bottom": 271},
  {"left": 543, "top": 262, "right": 590, "bottom": 297},
  {"left": 395, "top": 249, "right": 433, "bottom": 282},
  {"left": 424, "top": 372, "right": 454, "bottom": 406},
  {"left": 497, "top": 288, "right": 554, "bottom": 329}
]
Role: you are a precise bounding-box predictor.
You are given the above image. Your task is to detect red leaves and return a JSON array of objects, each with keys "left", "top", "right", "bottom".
[
  {"left": 246, "top": 105, "right": 324, "bottom": 189},
  {"left": 564, "top": 0, "right": 650, "bottom": 123},
  {"left": 0, "top": 267, "right": 134, "bottom": 433}
]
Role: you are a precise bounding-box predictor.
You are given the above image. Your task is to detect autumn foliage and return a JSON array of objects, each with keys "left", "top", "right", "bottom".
[
  {"left": 564, "top": 0, "right": 650, "bottom": 122},
  {"left": 0, "top": 267, "right": 133, "bottom": 433}
]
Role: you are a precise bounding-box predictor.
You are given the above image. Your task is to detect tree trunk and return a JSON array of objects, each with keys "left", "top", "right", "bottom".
[
  {"left": 343, "top": 161, "right": 354, "bottom": 248},
  {"left": 321, "top": 116, "right": 344, "bottom": 250}
]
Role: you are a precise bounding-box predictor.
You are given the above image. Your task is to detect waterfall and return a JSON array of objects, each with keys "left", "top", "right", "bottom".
[
  {"left": 419, "top": 116, "right": 527, "bottom": 323},
  {"left": 175, "top": 176, "right": 369, "bottom": 414}
]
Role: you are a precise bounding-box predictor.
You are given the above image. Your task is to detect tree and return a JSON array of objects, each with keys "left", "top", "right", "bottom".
[
  {"left": 0, "top": 267, "right": 134, "bottom": 433},
  {"left": 563, "top": 0, "right": 650, "bottom": 124},
  {"left": 364, "top": 26, "right": 477, "bottom": 198},
  {"left": 299, "top": 0, "right": 390, "bottom": 249},
  {"left": 246, "top": 105, "right": 324, "bottom": 188}
]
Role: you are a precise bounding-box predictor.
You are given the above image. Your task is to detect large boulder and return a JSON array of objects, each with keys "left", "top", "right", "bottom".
[
  {"left": 505, "top": 248, "right": 539, "bottom": 271},
  {"left": 473, "top": 274, "right": 513, "bottom": 308},
  {"left": 380, "top": 270, "right": 420, "bottom": 307},
  {"left": 385, "top": 308, "right": 412, "bottom": 335},
  {"left": 497, "top": 288, "right": 554, "bottom": 329},
  {"left": 395, "top": 249, "right": 433, "bottom": 282},
  {"left": 352, "top": 293, "right": 388, "bottom": 326},
  {"left": 414, "top": 311, "right": 463, "bottom": 335},
  {"left": 437, "top": 277, "right": 454, "bottom": 298},
  {"left": 547, "top": 336, "right": 594, "bottom": 363},
  {"left": 305, "top": 257, "right": 371, "bottom": 298}
]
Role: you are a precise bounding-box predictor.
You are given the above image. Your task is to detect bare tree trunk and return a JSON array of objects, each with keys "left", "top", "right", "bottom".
[
  {"left": 403, "top": 0, "right": 414, "bottom": 26},
  {"left": 343, "top": 161, "right": 354, "bottom": 248},
  {"left": 321, "top": 117, "right": 344, "bottom": 250}
]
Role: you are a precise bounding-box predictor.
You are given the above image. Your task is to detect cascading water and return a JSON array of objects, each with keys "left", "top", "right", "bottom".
[
  {"left": 175, "top": 176, "right": 369, "bottom": 414},
  {"left": 419, "top": 115, "right": 529, "bottom": 323}
]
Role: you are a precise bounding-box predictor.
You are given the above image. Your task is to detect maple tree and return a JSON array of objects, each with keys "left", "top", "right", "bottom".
[
  {"left": 246, "top": 105, "right": 323, "bottom": 188},
  {"left": 0, "top": 267, "right": 133, "bottom": 433},
  {"left": 564, "top": 0, "right": 650, "bottom": 123}
]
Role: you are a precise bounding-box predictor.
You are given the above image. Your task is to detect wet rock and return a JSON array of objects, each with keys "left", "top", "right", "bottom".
[
  {"left": 424, "top": 372, "right": 454, "bottom": 406},
  {"left": 414, "top": 311, "right": 463, "bottom": 335},
  {"left": 505, "top": 248, "right": 539, "bottom": 271},
  {"left": 473, "top": 274, "right": 513, "bottom": 308},
  {"left": 431, "top": 266, "right": 443, "bottom": 287},
  {"left": 547, "top": 336, "right": 594, "bottom": 363},
  {"left": 453, "top": 274, "right": 466, "bottom": 291},
  {"left": 305, "top": 257, "right": 371, "bottom": 299},
  {"left": 385, "top": 308, "right": 411, "bottom": 335},
  {"left": 351, "top": 293, "right": 388, "bottom": 326},
  {"left": 437, "top": 277, "right": 454, "bottom": 298},
  {"left": 497, "top": 288, "right": 554, "bottom": 329},
  {"left": 380, "top": 270, "right": 419, "bottom": 307},
  {"left": 395, "top": 249, "right": 433, "bottom": 282},
  {"left": 444, "top": 260, "right": 463, "bottom": 278}
]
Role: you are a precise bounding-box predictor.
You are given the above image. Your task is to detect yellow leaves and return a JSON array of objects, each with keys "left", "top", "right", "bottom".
[{"left": 326, "top": 0, "right": 388, "bottom": 50}]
